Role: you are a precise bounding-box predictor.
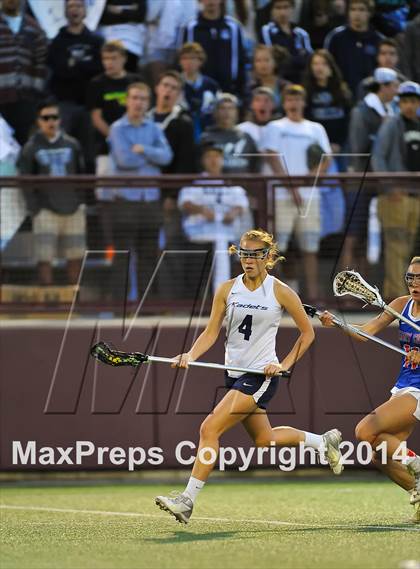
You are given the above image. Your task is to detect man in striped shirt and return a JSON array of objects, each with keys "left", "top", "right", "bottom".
[{"left": 0, "top": 0, "right": 47, "bottom": 145}]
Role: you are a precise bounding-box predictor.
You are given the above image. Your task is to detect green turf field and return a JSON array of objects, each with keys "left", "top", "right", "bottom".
[{"left": 1, "top": 479, "right": 419, "bottom": 569}]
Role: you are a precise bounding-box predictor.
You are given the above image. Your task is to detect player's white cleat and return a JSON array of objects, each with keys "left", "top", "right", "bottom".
[
  {"left": 407, "top": 457, "right": 420, "bottom": 505},
  {"left": 155, "top": 491, "right": 194, "bottom": 524},
  {"left": 322, "top": 429, "right": 344, "bottom": 475}
]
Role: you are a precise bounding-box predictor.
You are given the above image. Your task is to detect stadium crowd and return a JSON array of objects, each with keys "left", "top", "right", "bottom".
[{"left": 0, "top": 0, "right": 420, "bottom": 303}]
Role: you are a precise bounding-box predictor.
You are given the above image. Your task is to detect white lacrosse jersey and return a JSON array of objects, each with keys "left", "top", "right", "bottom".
[{"left": 225, "top": 274, "right": 283, "bottom": 377}]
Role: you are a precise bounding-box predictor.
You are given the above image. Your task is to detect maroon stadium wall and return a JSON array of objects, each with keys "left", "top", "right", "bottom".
[{"left": 1, "top": 323, "right": 419, "bottom": 470}]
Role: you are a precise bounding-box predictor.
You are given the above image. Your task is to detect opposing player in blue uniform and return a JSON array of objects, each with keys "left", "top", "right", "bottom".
[
  {"left": 321, "top": 256, "right": 420, "bottom": 523},
  {"left": 155, "top": 229, "right": 344, "bottom": 524}
]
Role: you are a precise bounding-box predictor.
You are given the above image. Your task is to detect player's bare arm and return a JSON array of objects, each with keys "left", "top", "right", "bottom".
[
  {"left": 273, "top": 280, "right": 315, "bottom": 371},
  {"left": 320, "top": 296, "right": 410, "bottom": 341},
  {"left": 171, "top": 280, "right": 235, "bottom": 369}
]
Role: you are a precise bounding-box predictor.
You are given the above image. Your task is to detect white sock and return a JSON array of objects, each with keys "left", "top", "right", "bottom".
[
  {"left": 184, "top": 476, "right": 205, "bottom": 503},
  {"left": 304, "top": 432, "right": 324, "bottom": 450}
]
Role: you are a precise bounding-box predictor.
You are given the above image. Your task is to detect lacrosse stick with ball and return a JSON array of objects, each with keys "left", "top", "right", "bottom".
[
  {"left": 90, "top": 341, "right": 292, "bottom": 377},
  {"left": 333, "top": 270, "right": 420, "bottom": 333}
]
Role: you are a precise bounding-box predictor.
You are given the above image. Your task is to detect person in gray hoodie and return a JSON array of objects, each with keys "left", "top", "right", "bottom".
[
  {"left": 372, "top": 80, "right": 420, "bottom": 299},
  {"left": 18, "top": 99, "right": 86, "bottom": 286}
]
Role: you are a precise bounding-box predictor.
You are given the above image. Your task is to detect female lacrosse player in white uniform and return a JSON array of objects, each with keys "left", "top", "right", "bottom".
[
  {"left": 155, "top": 229, "right": 344, "bottom": 524},
  {"left": 321, "top": 256, "right": 420, "bottom": 523}
]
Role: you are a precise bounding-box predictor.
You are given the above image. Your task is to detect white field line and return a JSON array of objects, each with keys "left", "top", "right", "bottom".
[{"left": 1, "top": 504, "right": 419, "bottom": 532}]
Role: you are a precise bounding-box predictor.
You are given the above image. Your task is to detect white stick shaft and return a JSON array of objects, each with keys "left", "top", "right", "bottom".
[
  {"left": 332, "top": 317, "right": 406, "bottom": 356},
  {"left": 384, "top": 305, "right": 420, "bottom": 333},
  {"left": 148, "top": 356, "right": 268, "bottom": 376},
  {"left": 314, "top": 309, "right": 407, "bottom": 356}
]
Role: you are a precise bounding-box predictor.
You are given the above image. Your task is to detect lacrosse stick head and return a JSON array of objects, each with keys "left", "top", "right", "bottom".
[
  {"left": 90, "top": 341, "right": 148, "bottom": 367},
  {"left": 333, "top": 270, "right": 385, "bottom": 308}
]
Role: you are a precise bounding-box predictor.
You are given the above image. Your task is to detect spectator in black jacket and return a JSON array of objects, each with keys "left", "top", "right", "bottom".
[
  {"left": 179, "top": 0, "right": 247, "bottom": 100},
  {"left": 324, "top": 0, "right": 383, "bottom": 97},
  {"left": 260, "top": 0, "right": 313, "bottom": 84},
  {"left": 303, "top": 49, "right": 352, "bottom": 159},
  {"left": 148, "top": 71, "right": 196, "bottom": 175},
  {"left": 300, "top": 0, "right": 347, "bottom": 50},
  {"left": 18, "top": 100, "right": 86, "bottom": 286},
  {"left": 148, "top": 70, "right": 196, "bottom": 297},
  {"left": 48, "top": 0, "right": 103, "bottom": 172}
]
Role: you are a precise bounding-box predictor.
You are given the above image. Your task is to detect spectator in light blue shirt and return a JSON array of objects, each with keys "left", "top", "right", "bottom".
[
  {"left": 105, "top": 82, "right": 173, "bottom": 201},
  {"left": 101, "top": 82, "right": 173, "bottom": 301}
]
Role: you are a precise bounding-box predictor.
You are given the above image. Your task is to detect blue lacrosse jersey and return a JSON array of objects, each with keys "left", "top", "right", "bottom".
[{"left": 395, "top": 299, "right": 420, "bottom": 390}]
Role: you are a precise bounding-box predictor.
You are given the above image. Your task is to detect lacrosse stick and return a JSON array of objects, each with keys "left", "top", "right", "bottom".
[
  {"left": 333, "top": 270, "right": 420, "bottom": 333},
  {"left": 90, "top": 342, "right": 292, "bottom": 378},
  {"left": 303, "top": 304, "right": 406, "bottom": 357}
]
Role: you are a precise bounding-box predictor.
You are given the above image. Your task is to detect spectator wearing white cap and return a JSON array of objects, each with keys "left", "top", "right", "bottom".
[
  {"left": 349, "top": 67, "right": 399, "bottom": 171},
  {"left": 372, "top": 81, "right": 420, "bottom": 172},
  {"left": 342, "top": 67, "right": 399, "bottom": 273},
  {"left": 372, "top": 81, "right": 420, "bottom": 298}
]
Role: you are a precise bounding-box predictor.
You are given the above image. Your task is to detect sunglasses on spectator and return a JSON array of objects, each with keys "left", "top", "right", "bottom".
[
  {"left": 237, "top": 247, "right": 270, "bottom": 260},
  {"left": 39, "top": 114, "right": 59, "bottom": 121},
  {"left": 405, "top": 273, "right": 420, "bottom": 286}
]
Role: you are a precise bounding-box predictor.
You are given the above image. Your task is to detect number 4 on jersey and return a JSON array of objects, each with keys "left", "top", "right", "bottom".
[{"left": 238, "top": 314, "right": 253, "bottom": 341}]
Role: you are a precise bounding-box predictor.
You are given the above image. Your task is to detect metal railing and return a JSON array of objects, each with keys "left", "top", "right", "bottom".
[{"left": 1, "top": 173, "right": 419, "bottom": 315}]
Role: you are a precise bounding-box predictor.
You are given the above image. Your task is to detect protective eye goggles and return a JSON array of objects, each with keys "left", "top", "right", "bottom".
[
  {"left": 237, "top": 247, "right": 270, "bottom": 260},
  {"left": 405, "top": 273, "right": 420, "bottom": 286}
]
